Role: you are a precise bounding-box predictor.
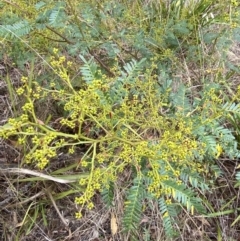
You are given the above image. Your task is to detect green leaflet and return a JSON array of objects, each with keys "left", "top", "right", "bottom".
[
  {"left": 101, "top": 181, "right": 115, "bottom": 208},
  {"left": 79, "top": 55, "right": 98, "bottom": 83},
  {"left": 0, "top": 20, "right": 32, "bottom": 38},
  {"left": 171, "top": 84, "right": 191, "bottom": 114},
  {"left": 162, "top": 179, "right": 206, "bottom": 214},
  {"left": 159, "top": 197, "right": 178, "bottom": 238},
  {"left": 123, "top": 177, "right": 144, "bottom": 236}
]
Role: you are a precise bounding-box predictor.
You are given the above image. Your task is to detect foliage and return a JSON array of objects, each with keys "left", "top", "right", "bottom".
[
  {"left": 1, "top": 53, "right": 240, "bottom": 237},
  {"left": 0, "top": 0, "right": 240, "bottom": 239},
  {"left": 0, "top": 0, "right": 239, "bottom": 69},
  {"left": 123, "top": 177, "right": 145, "bottom": 237}
]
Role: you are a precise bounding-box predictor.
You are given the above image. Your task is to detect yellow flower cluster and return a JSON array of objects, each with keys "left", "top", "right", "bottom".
[
  {"left": 231, "top": 0, "right": 239, "bottom": 7},
  {"left": 1, "top": 49, "right": 229, "bottom": 220},
  {"left": 75, "top": 168, "right": 102, "bottom": 206}
]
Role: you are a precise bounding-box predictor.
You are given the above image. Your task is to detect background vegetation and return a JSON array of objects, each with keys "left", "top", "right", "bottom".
[{"left": 0, "top": 0, "right": 240, "bottom": 240}]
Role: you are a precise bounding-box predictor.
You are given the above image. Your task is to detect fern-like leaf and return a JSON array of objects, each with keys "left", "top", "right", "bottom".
[
  {"left": 123, "top": 177, "right": 144, "bottom": 235},
  {"left": 159, "top": 197, "right": 177, "bottom": 237},
  {"left": 162, "top": 179, "right": 206, "bottom": 214},
  {"left": 171, "top": 84, "right": 191, "bottom": 114},
  {"left": 200, "top": 135, "right": 216, "bottom": 156},
  {"left": 180, "top": 169, "right": 210, "bottom": 191},
  {"left": 79, "top": 55, "right": 97, "bottom": 83},
  {"left": 49, "top": 7, "right": 64, "bottom": 26},
  {"left": 122, "top": 58, "right": 146, "bottom": 82},
  {"left": 222, "top": 102, "right": 240, "bottom": 114},
  {"left": 0, "top": 20, "right": 31, "bottom": 39},
  {"left": 213, "top": 126, "right": 235, "bottom": 141},
  {"left": 101, "top": 181, "right": 114, "bottom": 208},
  {"left": 35, "top": 1, "right": 46, "bottom": 10}
]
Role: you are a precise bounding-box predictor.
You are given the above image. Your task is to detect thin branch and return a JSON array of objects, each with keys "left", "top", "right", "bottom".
[
  {"left": 46, "top": 25, "right": 75, "bottom": 44},
  {"left": 45, "top": 186, "right": 69, "bottom": 227}
]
